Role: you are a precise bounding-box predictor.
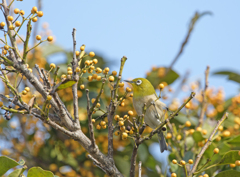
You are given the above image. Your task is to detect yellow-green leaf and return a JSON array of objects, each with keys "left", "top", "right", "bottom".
[
  {"left": 8, "top": 168, "right": 26, "bottom": 177},
  {"left": 27, "top": 167, "right": 54, "bottom": 177},
  {"left": 215, "top": 170, "right": 240, "bottom": 177},
  {"left": 56, "top": 80, "right": 77, "bottom": 90},
  {"left": 192, "top": 131, "right": 204, "bottom": 142},
  {"left": 0, "top": 156, "right": 20, "bottom": 176},
  {"left": 218, "top": 150, "right": 240, "bottom": 165}
]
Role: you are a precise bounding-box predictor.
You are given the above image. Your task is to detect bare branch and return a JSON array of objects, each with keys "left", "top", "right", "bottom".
[
  {"left": 130, "top": 145, "right": 139, "bottom": 177},
  {"left": 138, "top": 161, "right": 142, "bottom": 177},
  {"left": 198, "top": 66, "right": 210, "bottom": 127}
]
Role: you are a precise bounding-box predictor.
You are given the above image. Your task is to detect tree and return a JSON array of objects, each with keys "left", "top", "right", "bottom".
[{"left": 1, "top": 1, "right": 240, "bottom": 177}]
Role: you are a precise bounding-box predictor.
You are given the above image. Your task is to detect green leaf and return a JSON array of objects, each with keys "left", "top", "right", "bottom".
[
  {"left": 218, "top": 150, "right": 240, "bottom": 165},
  {"left": 215, "top": 170, "right": 240, "bottom": 177},
  {"left": 213, "top": 70, "right": 240, "bottom": 83},
  {"left": 27, "top": 167, "right": 54, "bottom": 177},
  {"left": 227, "top": 135, "right": 240, "bottom": 146},
  {"left": 56, "top": 80, "right": 77, "bottom": 90},
  {"left": 0, "top": 156, "right": 20, "bottom": 176},
  {"left": 8, "top": 167, "right": 26, "bottom": 177},
  {"left": 185, "top": 137, "right": 194, "bottom": 150},
  {"left": 192, "top": 131, "right": 204, "bottom": 142},
  {"left": 146, "top": 67, "right": 179, "bottom": 88},
  {"left": 138, "top": 144, "right": 148, "bottom": 163},
  {"left": 42, "top": 44, "right": 65, "bottom": 58},
  {"left": 114, "top": 156, "right": 130, "bottom": 177}
]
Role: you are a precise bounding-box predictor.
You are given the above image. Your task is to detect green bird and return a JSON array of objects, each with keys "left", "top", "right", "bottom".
[{"left": 125, "top": 78, "right": 168, "bottom": 153}]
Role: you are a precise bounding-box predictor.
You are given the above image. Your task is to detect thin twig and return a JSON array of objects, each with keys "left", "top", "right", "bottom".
[
  {"left": 190, "top": 112, "right": 228, "bottom": 176},
  {"left": 130, "top": 144, "right": 139, "bottom": 177},
  {"left": 198, "top": 66, "right": 210, "bottom": 127},
  {"left": 138, "top": 161, "right": 142, "bottom": 177}
]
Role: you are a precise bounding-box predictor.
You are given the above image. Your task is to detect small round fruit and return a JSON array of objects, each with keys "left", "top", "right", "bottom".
[
  {"left": 118, "top": 121, "right": 124, "bottom": 126},
  {"left": 126, "top": 87, "right": 132, "bottom": 92},
  {"left": 67, "top": 70, "right": 73, "bottom": 75},
  {"left": 3, "top": 50, "right": 7, "bottom": 55},
  {"left": 61, "top": 74, "right": 67, "bottom": 79},
  {"left": 180, "top": 160, "right": 186, "bottom": 165},
  {"left": 202, "top": 129, "right": 207, "bottom": 135},
  {"left": 0, "top": 22, "right": 5, "bottom": 27},
  {"left": 185, "top": 102, "right": 191, "bottom": 109},
  {"left": 188, "top": 159, "right": 193, "bottom": 164},
  {"left": 32, "top": 17, "right": 38, "bottom": 22},
  {"left": 24, "top": 87, "right": 30, "bottom": 92},
  {"left": 96, "top": 103, "right": 101, "bottom": 108},
  {"left": 222, "top": 130, "right": 230, "bottom": 137},
  {"left": 203, "top": 174, "right": 209, "bottom": 177},
  {"left": 20, "top": 10, "right": 25, "bottom": 15},
  {"left": 128, "top": 110, "right": 134, "bottom": 116},
  {"left": 122, "top": 132, "right": 128, "bottom": 139},
  {"left": 129, "top": 129, "right": 134, "bottom": 134},
  {"left": 31, "top": 6, "right": 38, "bottom": 13},
  {"left": 89, "top": 52, "right": 95, "bottom": 57},
  {"left": 0, "top": 101, "right": 3, "bottom": 107},
  {"left": 159, "top": 83, "right": 164, "bottom": 89},
  {"left": 104, "top": 67, "right": 110, "bottom": 72},
  {"left": 177, "top": 135, "right": 182, "bottom": 140},
  {"left": 230, "top": 164, "right": 236, "bottom": 168},
  {"left": 93, "top": 59, "right": 98, "bottom": 64},
  {"left": 102, "top": 125, "right": 107, "bottom": 129},
  {"left": 166, "top": 133, "right": 172, "bottom": 139},
  {"left": 91, "top": 98, "right": 96, "bottom": 104},
  {"left": 171, "top": 173, "right": 177, "bottom": 177},
  {"left": 238, "top": 151, "right": 240, "bottom": 156},
  {"left": 235, "top": 160, "right": 240, "bottom": 166},
  {"left": 218, "top": 125, "right": 223, "bottom": 131},
  {"left": 215, "top": 136, "right": 221, "bottom": 141},
  {"left": 22, "top": 90, "right": 27, "bottom": 95},
  {"left": 50, "top": 63, "right": 56, "bottom": 69},
  {"left": 109, "top": 76, "right": 114, "bottom": 82},
  {"left": 91, "top": 119, "right": 95, "bottom": 123},
  {"left": 114, "top": 115, "right": 120, "bottom": 121},
  {"left": 7, "top": 16, "right": 13, "bottom": 21},
  {"left": 85, "top": 60, "right": 90, "bottom": 65},
  {"left": 4, "top": 45, "right": 9, "bottom": 50},
  {"left": 37, "top": 11, "right": 43, "bottom": 17},
  {"left": 67, "top": 67, "right": 72, "bottom": 71},
  {"left": 80, "top": 45, "right": 85, "bottom": 51},
  {"left": 9, "top": 25, "right": 14, "bottom": 30},
  {"left": 112, "top": 71, "right": 117, "bottom": 76},
  {"left": 96, "top": 125, "right": 101, "bottom": 130},
  {"left": 172, "top": 159, "right": 177, "bottom": 164},
  {"left": 96, "top": 76, "right": 102, "bottom": 81},
  {"left": 80, "top": 84, "right": 85, "bottom": 90},
  {"left": 15, "top": 21, "right": 21, "bottom": 27},
  {"left": 114, "top": 131, "right": 120, "bottom": 136},
  {"left": 75, "top": 51, "right": 80, "bottom": 56},
  {"left": 36, "top": 35, "right": 42, "bottom": 40},
  {"left": 47, "top": 95, "right": 52, "bottom": 100},
  {"left": 47, "top": 36, "right": 53, "bottom": 42},
  {"left": 100, "top": 121, "right": 106, "bottom": 126},
  {"left": 76, "top": 67, "right": 80, "bottom": 72},
  {"left": 189, "top": 129, "right": 195, "bottom": 134},
  {"left": 119, "top": 82, "right": 124, "bottom": 87},
  {"left": 196, "top": 127, "right": 202, "bottom": 132},
  {"left": 14, "top": 8, "right": 20, "bottom": 14},
  {"left": 185, "top": 121, "right": 191, "bottom": 127}
]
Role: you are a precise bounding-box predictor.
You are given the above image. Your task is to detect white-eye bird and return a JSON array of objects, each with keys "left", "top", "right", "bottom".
[{"left": 125, "top": 78, "right": 168, "bottom": 153}]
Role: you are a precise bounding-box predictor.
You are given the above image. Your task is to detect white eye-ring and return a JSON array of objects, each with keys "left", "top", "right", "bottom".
[{"left": 136, "top": 80, "right": 142, "bottom": 85}]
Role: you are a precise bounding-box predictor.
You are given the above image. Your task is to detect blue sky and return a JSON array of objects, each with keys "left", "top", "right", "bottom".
[{"left": 14, "top": 0, "right": 240, "bottom": 99}]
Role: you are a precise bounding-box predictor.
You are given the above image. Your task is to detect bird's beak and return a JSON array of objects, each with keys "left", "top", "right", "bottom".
[{"left": 124, "top": 80, "right": 134, "bottom": 84}]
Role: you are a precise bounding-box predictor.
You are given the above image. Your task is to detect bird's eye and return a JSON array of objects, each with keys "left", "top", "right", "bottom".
[{"left": 136, "top": 80, "right": 142, "bottom": 85}]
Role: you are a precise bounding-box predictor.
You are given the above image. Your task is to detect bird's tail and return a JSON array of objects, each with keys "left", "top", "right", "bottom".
[{"left": 158, "top": 131, "right": 168, "bottom": 153}]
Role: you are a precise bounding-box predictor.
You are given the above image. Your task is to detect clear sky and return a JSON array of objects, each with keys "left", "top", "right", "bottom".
[{"left": 14, "top": 0, "right": 240, "bottom": 98}]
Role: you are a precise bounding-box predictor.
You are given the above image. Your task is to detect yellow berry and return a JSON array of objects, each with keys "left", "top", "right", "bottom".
[
  {"left": 37, "top": 11, "right": 44, "bottom": 17},
  {"left": 198, "top": 141, "right": 204, "bottom": 147},
  {"left": 122, "top": 132, "right": 128, "bottom": 139},
  {"left": 20, "top": 10, "right": 25, "bottom": 15},
  {"left": 96, "top": 103, "right": 101, "bottom": 108},
  {"left": 67, "top": 67, "right": 72, "bottom": 71},
  {"left": 235, "top": 160, "right": 240, "bottom": 166},
  {"left": 85, "top": 60, "right": 90, "bottom": 66},
  {"left": 35, "top": 35, "right": 42, "bottom": 41},
  {"left": 0, "top": 22, "right": 5, "bottom": 27},
  {"left": 185, "top": 102, "right": 191, "bottom": 109},
  {"left": 188, "top": 159, "right": 193, "bottom": 164},
  {"left": 114, "top": 131, "right": 120, "bottom": 136},
  {"left": 222, "top": 130, "right": 230, "bottom": 137},
  {"left": 92, "top": 74, "right": 98, "bottom": 80},
  {"left": 47, "top": 95, "right": 52, "bottom": 101},
  {"left": 31, "top": 6, "right": 38, "bottom": 13},
  {"left": 7, "top": 16, "right": 13, "bottom": 21},
  {"left": 96, "top": 125, "right": 101, "bottom": 130},
  {"left": 159, "top": 83, "right": 164, "bottom": 89},
  {"left": 118, "top": 121, "right": 124, "bottom": 126},
  {"left": 112, "top": 71, "right": 117, "bottom": 76},
  {"left": 120, "top": 102, "right": 125, "bottom": 107},
  {"left": 0, "top": 102, "right": 3, "bottom": 107},
  {"left": 3, "top": 50, "right": 7, "bottom": 55},
  {"left": 196, "top": 127, "right": 202, "bottom": 132},
  {"left": 238, "top": 151, "right": 240, "bottom": 156},
  {"left": 180, "top": 160, "right": 186, "bottom": 165},
  {"left": 189, "top": 129, "right": 195, "bottom": 135},
  {"left": 218, "top": 125, "right": 223, "bottom": 131},
  {"left": 177, "top": 135, "right": 182, "bottom": 140},
  {"left": 114, "top": 115, "right": 120, "bottom": 121},
  {"left": 96, "top": 76, "right": 102, "bottom": 81},
  {"left": 22, "top": 90, "right": 27, "bottom": 95},
  {"left": 50, "top": 63, "right": 56, "bottom": 69},
  {"left": 230, "top": 164, "right": 236, "bottom": 168},
  {"left": 15, "top": 21, "right": 21, "bottom": 27},
  {"left": 104, "top": 67, "right": 110, "bottom": 72},
  {"left": 67, "top": 70, "right": 73, "bottom": 75},
  {"left": 80, "top": 84, "right": 85, "bottom": 89},
  {"left": 89, "top": 52, "right": 95, "bottom": 57},
  {"left": 91, "top": 98, "right": 96, "bottom": 104},
  {"left": 171, "top": 173, "right": 177, "bottom": 177},
  {"left": 92, "top": 119, "right": 95, "bottom": 123},
  {"left": 24, "top": 87, "right": 30, "bottom": 92},
  {"left": 202, "top": 129, "right": 207, "bottom": 135},
  {"left": 80, "top": 45, "right": 85, "bottom": 51},
  {"left": 9, "top": 25, "right": 14, "bottom": 30},
  {"left": 93, "top": 59, "right": 98, "bottom": 64},
  {"left": 119, "top": 82, "right": 124, "bottom": 87},
  {"left": 47, "top": 36, "right": 53, "bottom": 42},
  {"left": 215, "top": 136, "right": 221, "bottom": 141},
  {"left": 109, "top": 76, "right": 114, "bottom": 82},
  {"left": 126, "top": 87, "right": 132, "bottom": 92},
  {"left": 166, "top": 133, "right": 172, "bottom": 139},
  {"left": 120, "top": 126, "right": 125, "bottom": 132},
  {"left": 203, "top": 174, "right": 209, "bottom": 177},
  {"left": 28, "top": 68, "right": 32, "bottom": 73},
  {"left": 75, "top": 51, "right": 80, "bottom": 56},
  {"left": 61, "top": 74, "right": 67, "bottom": 79},
  {"left": 129, "top": 129, "right": 134, "bottom": 134},
  {"left": 75, "top": 67, "right": 80, "bottom": 72},
  {"left": 128, "top": 110, "right": 134, "bottom": 116},
  {"left": 14, "top": 8, "right": 20, "bottom": 14},
  {"left": 130, "top": 93, "right": 133, "bottom": 97},
  {"left": 185, "top": 121, "right": 191, "bottom": 127},
  {"left": 213, "top": 148, "right": 219, "bottom": 154},
  {"left": 32, "top": 17, "right": 38, "bottom": 22},
  {"left": 100, "top": 121, "right": 106, "bottom": 126},
  {"left": 4, "top": 45, "right": 9, "bottom": 50}
]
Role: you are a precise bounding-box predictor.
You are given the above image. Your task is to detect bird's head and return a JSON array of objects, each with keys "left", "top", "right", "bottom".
[{"left": 124, "top": 78, "right": 156, "bottom": 97}]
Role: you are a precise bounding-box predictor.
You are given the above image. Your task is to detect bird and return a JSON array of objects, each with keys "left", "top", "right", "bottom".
[{"left": 124, "top": 78, "right": 168, "bottom": 153}]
